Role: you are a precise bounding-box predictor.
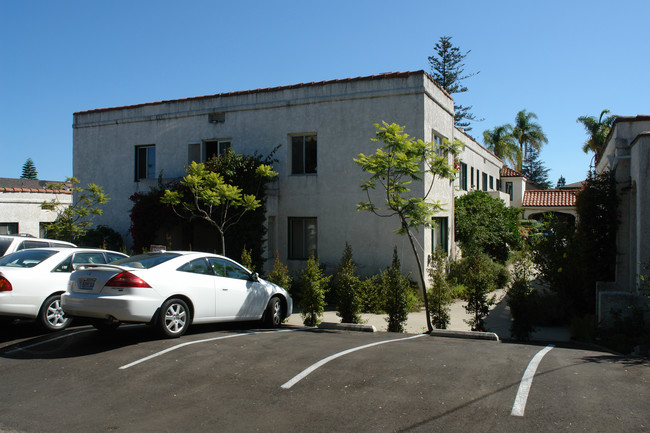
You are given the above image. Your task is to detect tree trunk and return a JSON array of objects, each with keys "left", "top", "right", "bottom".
[{"left": 403, "top": 222, "right": 433, "bottom": 333}]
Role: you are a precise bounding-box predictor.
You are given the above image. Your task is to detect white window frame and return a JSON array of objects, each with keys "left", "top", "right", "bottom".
[
  {"left": 188, "top": 140, "right": 232, "bottom": 164},
  {"left": 135, "top": 144, "right": 156, "bottom": 181}
]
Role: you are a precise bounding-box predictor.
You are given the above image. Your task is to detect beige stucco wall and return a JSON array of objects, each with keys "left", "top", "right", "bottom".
[
  {"left": 73, "top": 72, "right": 500, "bottom": 284},
  {"left": 0, "top": 191, "right": 71, "bottom": 236}
]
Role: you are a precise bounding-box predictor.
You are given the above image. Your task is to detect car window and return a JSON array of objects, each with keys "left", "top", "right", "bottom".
[
  {"left": 207, "top": 257, "right": 250, "bottom": 281},
  {"left": 106, "top": 252, "right": 127, "bottom": 263},
  {"left": 49, "top": 241, "right": 74, "bottom": 249},
  {"left": 18, "top": 240, "right": 49, "bottom": 250},
  {"left": 178, "top": 258, "right": 214, "bottom": 275},
  {"left": 0, "top": 249, "right": 58, "bottom": 268},
  {"left": 0, "top": 239, "right": 12, "bottom": 256},
  {"left": 112, "top": 252, "right": 181, "bottom": 269}
]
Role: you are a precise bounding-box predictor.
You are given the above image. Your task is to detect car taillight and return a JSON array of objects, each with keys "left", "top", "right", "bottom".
[
  {"left": 105, "top": 271, "right": 151, "bottom": 288},
  {"left": 0, "top": 276, "right": 12, "bottom": 292}
]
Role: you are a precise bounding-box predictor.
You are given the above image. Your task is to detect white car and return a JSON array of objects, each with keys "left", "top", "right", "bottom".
[
  {"left": 0, "top": 235, "right": 76, "bottom": 256},
  {"left": 62, "top": 251, "right": 293, "bottom": 338},
  {"left": 0, "top": 248, "right": 128, "bottom": 331}
]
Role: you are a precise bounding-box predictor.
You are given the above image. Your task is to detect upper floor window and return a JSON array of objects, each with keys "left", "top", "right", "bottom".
[
  {"left": 459, "top": 162, "right": 468, "bottom": 191},
  {"left": 135, "top": 145, "right": 155, "bottom": 180},
  {"left": 506, "top": 182, "right": 514, "bottom": 201},
  {"left": 291, "top": 134, "right": 317, "bottom": 175},
  {"left": 433, "top": 132, "right": 447, "bottom": 158},
  {"left": 188, "top": 140, "right": 231, "bottom": 164}
]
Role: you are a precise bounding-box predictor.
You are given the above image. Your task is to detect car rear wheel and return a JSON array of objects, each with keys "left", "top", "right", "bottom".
[
  {"left": 263, "top": 297, "right": 283, "bottom": 328},
  {"left": 158, "top": 298, "right": 190, "bottom": 338},
  {"left": 91, "top": 318, "right": 121, "bottom": 332},
  {"left": 39, "top": 294, "right": 71, "bottom": 331}
]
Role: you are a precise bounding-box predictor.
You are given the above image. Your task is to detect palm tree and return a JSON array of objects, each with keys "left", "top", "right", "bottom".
[
  {"left": 577, "top": 109, "right": 617, "bottom": 164},
  {"left": 483, "top": 125, "right": 520, "bottom": 168},
  {"left": 512, "top": 110, "right": 548, "bottom": 171}
]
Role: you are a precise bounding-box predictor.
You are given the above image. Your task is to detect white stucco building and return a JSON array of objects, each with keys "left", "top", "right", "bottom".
[
  {"left": 73, "top": 71, "right": 503, "bottom": 282},
  {"left": 595, "top": 115, "right": 650, "bottom": 324},
  {"left": 0, "top": 178, "right": 72, "bottom": 236}
]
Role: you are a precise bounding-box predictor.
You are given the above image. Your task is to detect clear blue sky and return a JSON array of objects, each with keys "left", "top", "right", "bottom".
[{"left": 1, "top": 0, "right": 648, "bottom": 185}]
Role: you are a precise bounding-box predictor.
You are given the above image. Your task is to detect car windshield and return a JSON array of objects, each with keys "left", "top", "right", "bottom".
[
  {"left": 110, "top": 252, "right": 181, "bottom": 269},
  {"left": 0, "top": 249, "right": 58, "bottom": 268}
]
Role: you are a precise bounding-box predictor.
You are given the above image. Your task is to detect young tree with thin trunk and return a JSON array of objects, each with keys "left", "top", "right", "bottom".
[{"left": 355, "top": 122, "right": 463, "bottom": 332}]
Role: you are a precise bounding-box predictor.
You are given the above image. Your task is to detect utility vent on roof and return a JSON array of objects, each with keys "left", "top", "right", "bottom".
[{"left": 209, "top": 112, "right": 226, "bottom": 124}]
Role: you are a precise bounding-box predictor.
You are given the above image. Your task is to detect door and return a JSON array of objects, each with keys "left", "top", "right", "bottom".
[{"left": 207, "top": 257, "right": 266, "bottom": 320}]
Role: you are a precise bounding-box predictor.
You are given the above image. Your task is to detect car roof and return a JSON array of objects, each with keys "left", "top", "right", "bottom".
[{"left": 11, "top": 247, "right": 126, "bottom": 254}]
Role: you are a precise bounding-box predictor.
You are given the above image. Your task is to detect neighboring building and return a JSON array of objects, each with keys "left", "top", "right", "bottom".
[
  {"left": 595, "top": 115, "right": 650, "bottom": 324},
  {"left": 0, "top": 178, "right": 72, "bottom": 236},
  {"left": 73, "top": 71, "right": 507, "bottom": 283}
]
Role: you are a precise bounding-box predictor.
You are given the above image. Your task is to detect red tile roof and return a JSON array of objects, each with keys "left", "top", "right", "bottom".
[
  {"left": 75, "top": 71, "right": 450, "bottom": 115},
  {"left": 522, "top": 190, "right": 576, "bottom": 207},
  {"left": 500, "top": 166, "right": 524, "bottom": 177},
  {"left": 0, "top": 178, "right": 72, "bottom": 194}
]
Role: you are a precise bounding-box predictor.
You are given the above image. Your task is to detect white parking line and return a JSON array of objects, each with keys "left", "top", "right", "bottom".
[
  {"left": 281, "top": 334, "right": 427, "bottom": 389},
  {"left": 511, "top": 344, "right": 555, "bottom": 417},
  {"left": 119, "top": 328, "right": 299, "bottom": 370},
  {"left": 5, "top": 329, "right": 94, "bottom": 354}
]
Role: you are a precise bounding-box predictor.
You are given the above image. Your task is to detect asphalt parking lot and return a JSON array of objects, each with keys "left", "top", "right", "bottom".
[{"left": 1, "top": 321, "right": 648, "bottom": 433}]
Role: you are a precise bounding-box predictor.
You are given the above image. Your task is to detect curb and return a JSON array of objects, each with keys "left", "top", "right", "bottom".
[
  {"left": 317, "top": 322, "right": 377, "bottom": 332},
  {"left": 428, "top": 329, "right": 500, "bottom": 341}
]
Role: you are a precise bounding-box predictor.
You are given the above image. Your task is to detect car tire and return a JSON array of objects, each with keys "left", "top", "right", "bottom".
[
  {"left": 91, "top": 318, "right": 121, "bottom": 332},
  {"left": 158, "top": 298, "right": 190, "bottom": 338},
  {"left": 263, "top": 296, "right": 283, "bottom": 328},
  {"left": 39, "top": 294, "right": 71, "bottom": 332}
]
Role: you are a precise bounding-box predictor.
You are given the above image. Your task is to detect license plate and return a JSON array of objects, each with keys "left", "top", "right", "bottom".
[{"left": 80, "top": 278, "right": 96, "bottom": 290}]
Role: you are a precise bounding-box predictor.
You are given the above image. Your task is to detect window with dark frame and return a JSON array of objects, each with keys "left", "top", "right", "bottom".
[
  {"left": 291, "top": 135, "right": 317, "bottom": 175},
  {"left": 135, "top": 145, "right": 155, "bottom": 181},
  {"left": 432, "top": 217, "right": 449, "bottom": 254},
  {"left": 506, "top": 182, "right": 514, "bottom": 201},
  {"left": 460, "top": 162, "right": 468, "bottom": 191},
  {"left": 489, "top": 175, "right": 494, "bottom": 190},
  {"left": 288, "top": 217, "right": 317, "bottom": 259},
  {"left": 482, "top": 172, "right": 488, "bottom": 191}
]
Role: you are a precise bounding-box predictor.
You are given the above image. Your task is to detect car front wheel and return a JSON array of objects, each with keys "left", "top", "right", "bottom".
[
  {"left": 158, "top": 298, "right": 190, "bottom": 338},
  {"left": 39, "top": 294, "right": 71, "bottom": 331},
  {"left": 263, "top": 297, "right": 283, "bottom": 328}
]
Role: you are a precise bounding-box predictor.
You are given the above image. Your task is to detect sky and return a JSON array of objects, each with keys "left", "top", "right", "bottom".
[{"left": 1, "top": 0, "right": 648, "bottom": 185}]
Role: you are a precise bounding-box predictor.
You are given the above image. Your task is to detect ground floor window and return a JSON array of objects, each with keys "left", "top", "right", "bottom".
[
  {"left": 432, "top": 217, "right": 449, "bottom": 254},
  {"left": 506, "top": 182, "right": 514, "bottom": 201},
  {"left": 288, "top": 217, "right": 317, "bottom": 259},
  {"left": 0, "top": 223, "right": 18, "bottom": 235}
]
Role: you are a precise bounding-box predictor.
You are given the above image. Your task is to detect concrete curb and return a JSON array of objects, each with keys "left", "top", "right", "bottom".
[
  {"left": 317, "top": 322, "right": 377, "bottom": 332},
  {"left": 428, "top": 329, "right": 500, "bottom": 341}
]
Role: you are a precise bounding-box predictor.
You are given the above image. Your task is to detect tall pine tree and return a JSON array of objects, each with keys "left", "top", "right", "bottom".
[
  {"left": 21, "top": 158, "right": 38, "bottom": 179},
  {"left": 428, "top": 36, "right": 480, "bottom": 131},
  {"left": 521, "top": 146, "right": 551, "bottom": 189}
]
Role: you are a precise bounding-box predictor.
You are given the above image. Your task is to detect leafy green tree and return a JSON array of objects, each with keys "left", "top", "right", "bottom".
[
  {"left": 161, "top": 158, "right": 277, "bottom": 256},
  {"left": 521, "top": 146, "right": 551, "bottom": 189},
  {"left": 298, "top": 253, "right": 331, "bottom": 326},
  {"left": 334, "top": 243, "right": 362, "bottom": 324},
  {"left": 512, "top": 110, "right": 548, "bottom": 171},
  {"left": 428, "top": 36, "right": 481, "bottom": 131},
  {"left": 577, "top": 109, "right": 617, "bottom": 164},
  {"left": 482, "top": 125, "right": 520, "bottom": 168},
  {"left": 21, "top": 158, "right": 38, "bottom": 179},
  {"left": 556, "top": 175, "right": 566, "bottom": 188},
  {"left": 355, "top": 122, "right": 463, "bottom": 332},
  {"left": 41, "top": 177, "right": 109, "bottom": 243},
  {"left": 78, "top": 225, "right": 123, "bottom": 250},
  {"left": 427, "top": 249, "right": 454, "bottom": 329},
  {"left": 507, "top": 249, "right": 537, "bottom": 341},
  {"left": 455, "top": 190, "right": 522, "bottom": 263},
  {"left": 381, "top": 248, "right": 411, "bottom": 332}
]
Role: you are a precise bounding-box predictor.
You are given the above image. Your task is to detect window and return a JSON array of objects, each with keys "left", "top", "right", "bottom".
[
  {"left": 288, "top": 217, "right": 317, "bottom": 259},
  {"left": 178, "top": 258, "right": 213, "bottom": 275},
  {"left": 135, "top": 145, "right": 155, "bottom": 180},
  {"left": 497, "top": 179, "right": 502, "bottom": 191},
  {"left": 506, "top": 182, "right": 514, "bottom": 201},
  {"left": 459, "top": 163, "right": 468, "bottom": 191},
  {"left": 207, "top": 257, "right": 251, "bottom": 280},
  {"left": 432, "top": 217, "right": 449, "bottom": 254},
  {"left": 188, "top": 140, "right": 231, "bottom": 164},
  {"left": 482, "top": 172, "right": 488, "bottom": 191},
  {"left": 0, "top": 223, "right": 18, "bottom": 235},
  {"left": 433, "top": 132, "right": 447, "bottom": 158},
  {"left": 489, "top": 175, "right": 494, "bottom": 190},
  {"left": 470, "top": 167, "right": 474, "bottom": 188},
  {"left": 291, "top": 135, "right": 317, "bottom": 175}
]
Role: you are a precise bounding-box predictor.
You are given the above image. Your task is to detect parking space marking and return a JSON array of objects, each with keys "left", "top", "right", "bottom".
[
  {"left": 119, "top": 328, "right": 299, "bottom": 370},
  {"left": 511, "top": 344, "right": 555, "bottom": 417},
  {"left": 5, "top": 329, "right": 94, "bottom": 354},
  {"left": 281, "top": 333, "right": 427, "bottom": 389}
]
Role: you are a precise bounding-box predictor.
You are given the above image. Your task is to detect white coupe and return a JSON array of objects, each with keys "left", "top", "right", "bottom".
[{"left": 62, "top": 251, "right": 293, "bottom": 338}]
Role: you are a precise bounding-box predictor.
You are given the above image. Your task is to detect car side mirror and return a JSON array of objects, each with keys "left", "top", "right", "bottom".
[{"left": 249, "top": 272, "right": 259, "bottom": 282}]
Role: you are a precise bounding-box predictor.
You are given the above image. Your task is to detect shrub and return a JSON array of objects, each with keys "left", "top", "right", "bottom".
[
  {"left": 334, "top": 243, "right": 362, "bottom": 324},
  {"left": 358, "top": 275, "right": 383, "bottom": 314},
  {"left": 381, "top": 248, "right": 411, "bottom": 333},
  {"left": 298, "top": 253, "right": 331, "bottom": 327},
  {"left": 507, "top": 250, "right": 537, "bottom": 341},
  {"left": 78, "top": 225, "right": 124, "bottom": 251},
  {"left": 427, "top": 250, "right": 454, "bottom": 329},
  {"left": 266, "top": 252, "right": 292, "bottom": 292},
  {"left": 240, "top": 248, "right": 254, "bottom": 273}
]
